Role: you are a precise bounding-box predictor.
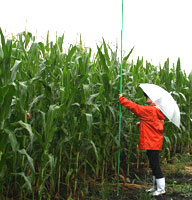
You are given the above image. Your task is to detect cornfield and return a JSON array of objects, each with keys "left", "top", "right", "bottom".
[{"left": 0, "top": 28, "right": 192, "bottom": 199}]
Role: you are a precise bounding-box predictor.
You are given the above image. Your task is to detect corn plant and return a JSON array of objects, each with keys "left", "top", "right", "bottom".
[{"left": 0, "top": 27, "right": 191, "bottom": 199}]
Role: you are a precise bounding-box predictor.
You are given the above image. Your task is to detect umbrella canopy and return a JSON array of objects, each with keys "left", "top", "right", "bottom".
[{"left": 139, "top": 83, "right": 180, "bottom": 128}]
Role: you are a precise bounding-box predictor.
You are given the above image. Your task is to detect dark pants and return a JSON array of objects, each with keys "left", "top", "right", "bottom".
[{"left": 146, "top": 150, "right": 163, "bottom": 179}]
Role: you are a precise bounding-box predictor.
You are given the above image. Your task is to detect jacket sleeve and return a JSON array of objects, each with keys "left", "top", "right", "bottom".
[{"left": 119, "top": 96, "right": 152, "bottom": 120}]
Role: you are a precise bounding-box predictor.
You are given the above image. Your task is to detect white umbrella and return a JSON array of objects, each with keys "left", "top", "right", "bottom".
[{"left": 139, "top": 83, "right": 181, "bottom": 128}]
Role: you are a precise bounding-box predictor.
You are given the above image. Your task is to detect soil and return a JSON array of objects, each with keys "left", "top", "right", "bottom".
[
  {"left": 86, "top": 155, "right": 192, "bottom": 200},
  {"left": 106, "top": 174, "right": 192, "bottom": 200}
]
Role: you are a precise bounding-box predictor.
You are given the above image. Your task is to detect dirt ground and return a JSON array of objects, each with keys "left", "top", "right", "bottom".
[
  {"left": 115, "top": 155, "right": 192, "bottom": 200},
  {"left": 86, "top": 154, "right": 192, "bottom": 200},
  {"left": 108, "top": 172, "right": 192, "bottom": 200}
]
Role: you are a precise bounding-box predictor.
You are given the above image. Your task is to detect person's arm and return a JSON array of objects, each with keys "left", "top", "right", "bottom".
[{"left": 119, "top": 94, "right": 151, "bottom": 120}]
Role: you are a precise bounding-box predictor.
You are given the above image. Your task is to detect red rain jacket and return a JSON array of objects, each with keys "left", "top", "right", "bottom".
[{"left": 119, "top": 96, "right": 165, "bottom": 150}]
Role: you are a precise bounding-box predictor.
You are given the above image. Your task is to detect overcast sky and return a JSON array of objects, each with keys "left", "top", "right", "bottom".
[{"left": 1, "top": 0, "right": 192, "bottom": 74}]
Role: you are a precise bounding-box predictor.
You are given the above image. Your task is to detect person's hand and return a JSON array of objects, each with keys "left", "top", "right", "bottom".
[
  {"left": 136, "top": 122, "right": 140, "bottom": 127},
  {"left": 119, "top": 94, "right": 123, "bottom": 98}
]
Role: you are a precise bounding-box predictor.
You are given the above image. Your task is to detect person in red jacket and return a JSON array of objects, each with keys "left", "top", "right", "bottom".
[{"left": 119, "top": 92, "right": 166, "bottom": 196}]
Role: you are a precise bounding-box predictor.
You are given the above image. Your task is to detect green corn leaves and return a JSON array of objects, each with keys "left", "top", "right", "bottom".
[
  {"left": 0, "top": 84, "right": 15, "bottom": 129},
  {"left": 18, "top": 149, "right": 35, "bottom": 174},
  {"left": 44, "top": 104, "right": 60, "bottom": 150},
  {"left": 10, "top": 60, "right": 22, "bottom": 82},
  {"left": 13, "top": 172, "right": 32, "bottom": 192},
  {"left": 0, "top": 29, "right": 191, "bottom": 199}
]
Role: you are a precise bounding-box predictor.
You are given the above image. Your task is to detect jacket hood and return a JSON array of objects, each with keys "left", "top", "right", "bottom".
[
  {"left": 152, "top": 104, "right": 165, "bottom": 120},
  {"left": 156, "top": 108, "right": 165, "bottom": 120}
]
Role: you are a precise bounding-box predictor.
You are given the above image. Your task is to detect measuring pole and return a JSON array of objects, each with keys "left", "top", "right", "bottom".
[{"left": 117, "top": 0, "right": 123, "bottom": 196}]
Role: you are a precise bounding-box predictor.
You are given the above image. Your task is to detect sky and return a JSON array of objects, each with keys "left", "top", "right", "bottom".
[{"left": 1, "top": 0, "right": 192, "bottom": 75}]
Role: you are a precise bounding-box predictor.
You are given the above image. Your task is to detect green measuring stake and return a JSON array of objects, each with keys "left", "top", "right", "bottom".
[{"left": 117, "top": 0, "right": 123, "bottom": 196}]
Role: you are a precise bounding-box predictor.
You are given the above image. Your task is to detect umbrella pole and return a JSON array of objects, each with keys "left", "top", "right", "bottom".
[{"left": 117, "top": 0, "right": 123, "bottom": 196}]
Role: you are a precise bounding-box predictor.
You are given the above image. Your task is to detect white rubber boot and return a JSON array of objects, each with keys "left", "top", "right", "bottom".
[
  {"left": 153, "top": 177, "right": 166, "bottom": 196},
  {"left": 146, "top": 176, "right": 156, "bottom": 193}
]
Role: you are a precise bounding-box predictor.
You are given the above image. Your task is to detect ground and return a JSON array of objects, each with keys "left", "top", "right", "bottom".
[{"left": 86, "top": 153, "right": 192, "bottom": 200}]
